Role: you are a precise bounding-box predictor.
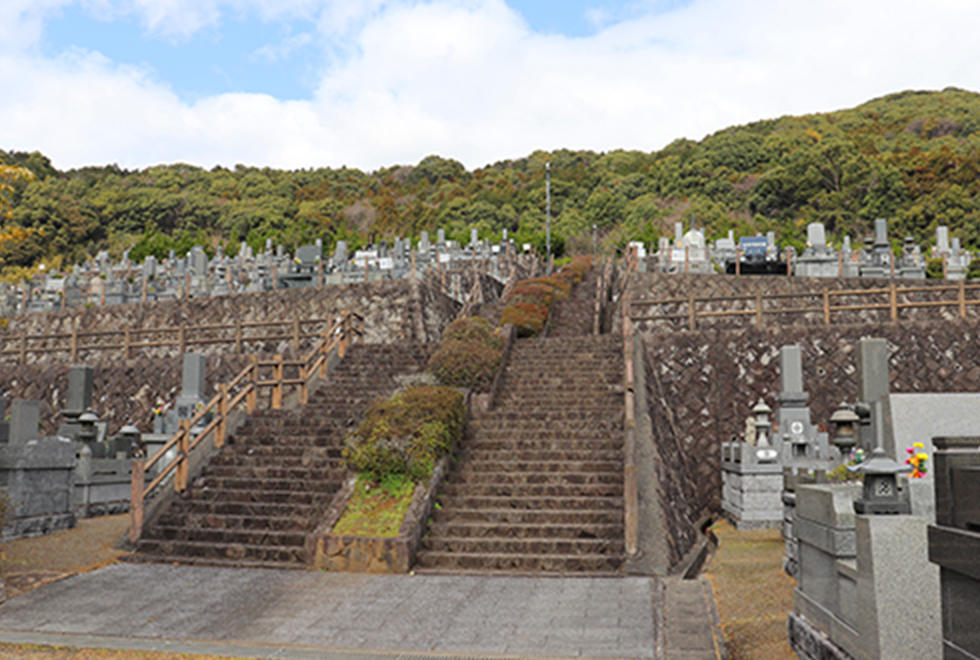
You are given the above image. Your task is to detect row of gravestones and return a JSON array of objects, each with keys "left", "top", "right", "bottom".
[
  {"left": 0, "top": 355, "right": 211, "bottom": 540},
  {"left": 652, "top": 221, "right": 969, "bottom": 279},
  {"left": 2, "top": 229, "right": 526, "bottom": 315},
  {"left": 723, "top": 338, "right": 980, "bottom": 659}
]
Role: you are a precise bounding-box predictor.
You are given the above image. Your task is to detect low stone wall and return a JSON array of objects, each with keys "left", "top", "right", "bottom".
[{"left": 642, "top": 317, "right": 980, "bottom": 561}]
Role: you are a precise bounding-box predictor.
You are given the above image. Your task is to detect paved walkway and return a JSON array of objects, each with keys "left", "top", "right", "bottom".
[{"left": 0, "top": 564, "right": 658, "bottom": 659}]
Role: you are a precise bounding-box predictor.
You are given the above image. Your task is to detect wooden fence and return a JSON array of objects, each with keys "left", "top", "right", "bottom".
[
  {"left": 630, "top": 281, "right": 980, "bottom": 331},
  {"left": 0, "top": 317, "right": 338, "bottom": 364},
  {"left": 129, "top": 311, "right": 361, "bottom": 543}
]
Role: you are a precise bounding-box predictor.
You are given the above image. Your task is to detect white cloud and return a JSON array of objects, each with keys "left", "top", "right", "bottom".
[{"left": 2, "top": 0, "right": 980, "bottom": 172}]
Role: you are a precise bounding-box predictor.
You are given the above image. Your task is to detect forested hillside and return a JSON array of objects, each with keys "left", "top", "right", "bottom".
[{"left": 3, "top": 87, "right": 980, "bottom": 278}]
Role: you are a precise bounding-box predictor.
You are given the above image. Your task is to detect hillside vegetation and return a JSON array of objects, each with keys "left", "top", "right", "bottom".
[{"left": 3, "top": 87, "right": 980, "bottom": 277}]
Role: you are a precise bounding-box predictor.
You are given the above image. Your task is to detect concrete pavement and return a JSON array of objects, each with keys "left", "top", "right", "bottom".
[{"left": 0, "top": 564, "right": 660, "bottom": 659}]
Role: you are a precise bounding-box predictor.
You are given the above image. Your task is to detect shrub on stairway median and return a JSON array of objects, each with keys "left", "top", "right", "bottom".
[
  {"left": 428, "top": 317, "right": 505, "bottom": 392},
  {"left": 499, "top": 256, "right": 593, "bottom": 337},
  {"left": 343, "top": 385, "right": 466, "bottom": 483}
]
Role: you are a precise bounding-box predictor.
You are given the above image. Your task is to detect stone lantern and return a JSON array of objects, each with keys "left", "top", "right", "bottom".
[
  {"left": 752, "top": 399, "right": 778, "bottom": 463},
  {"left": 117, "top": 423, "right": 141, "bottom": 459},
  {"left": 852, "top": 402, "right": 911, "bottom": 514},
  {"left": 830, "top": 404, "right": 860, "bottom": 454},
  {"left": 853, "top": 446, "right": 912, "bottom": 515},
  {"left": 78, "top": 411, "right": 98, "bottom": 444}
]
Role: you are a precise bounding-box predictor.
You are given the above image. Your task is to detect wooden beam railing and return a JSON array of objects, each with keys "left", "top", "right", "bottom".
[
  {"left": 629, "top": 280, "right": 980, "bottom": 330},
  {"left": 0, "top": 317, "right": 342, "bottom": 365},
  {"left": 128, "top": 310, "right": 363, "bottom": 543}
]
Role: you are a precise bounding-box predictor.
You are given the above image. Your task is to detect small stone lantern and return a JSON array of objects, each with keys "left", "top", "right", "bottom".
[
  {"left": 752, "top": 399, "right": 778, "bottom": 463},
  {"left": 853, "top": 446, "right": 912, "bottom": 515},
  {"left": 830, "top": 404, "right": 860, "bottom": 454},
  {"left": 78, "top": 411, "right": 98, "bottom": 444},
  {"left": 118, "top": 423, "right": 141, "bottom": 459}
]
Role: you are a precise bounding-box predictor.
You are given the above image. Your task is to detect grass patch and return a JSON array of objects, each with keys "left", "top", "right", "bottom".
[{"left": 331, "top": 473, "right": 416, "bottom": 538}]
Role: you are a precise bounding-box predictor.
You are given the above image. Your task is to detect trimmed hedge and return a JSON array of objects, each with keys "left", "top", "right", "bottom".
[
  {"left": 428, "top": 317, "right": 505, "bottom": 392},
  {"left": 499, "top": 255, "right": 593, "bottom": 337},
  {"left": 343, "top": 385, "right": 466, "bottom": 482}
]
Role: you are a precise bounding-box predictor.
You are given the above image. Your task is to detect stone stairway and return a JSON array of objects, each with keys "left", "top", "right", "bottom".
[
  {"left": 130, "top": 342, "right": 434, "bottom": 569},
  {"left": 416, "top": 333, "right": 626, "bottom": 574},
  {"left": 548, "top": 267, "right": 599, "bottom": 337}
]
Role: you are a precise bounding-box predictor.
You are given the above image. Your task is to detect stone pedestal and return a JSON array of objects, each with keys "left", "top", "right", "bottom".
[{"left": 721, "top": 444, "right": 783, "bottom": 530}]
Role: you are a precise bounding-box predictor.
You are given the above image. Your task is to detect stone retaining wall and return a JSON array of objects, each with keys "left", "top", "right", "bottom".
[
  {"left": 0, "top": 280, "right": 460, "bottom": 436},
  {"left": 643, "top": 317, "right": 980, "bottom": 555},
  {"left": 0, "top": 279, "right": 459, "bottom": 364}
]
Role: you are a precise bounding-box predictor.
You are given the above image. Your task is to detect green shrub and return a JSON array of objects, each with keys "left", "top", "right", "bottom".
[
  {"left": 926, "top": 257, "right": 944, "bottom": 279},
  {"left": 968, "top": 258, "right": 980, "bottom": 280},
  {"left": 429, "top": 318, "right": 505, "bottom": 392},
  {"left": 343, "top": 385, "right": 465, "bottom": 482}
]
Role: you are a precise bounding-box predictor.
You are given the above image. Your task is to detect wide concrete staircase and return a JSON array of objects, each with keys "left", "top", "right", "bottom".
[
  {"left": 416, "top": 332, "right": 625, "bottom": 574},
  {"left": 131, "top": 342, "right": 433, "bottom": 568},
  {"left": 548, "top": 268, "right": 600, "bottom": 338}
]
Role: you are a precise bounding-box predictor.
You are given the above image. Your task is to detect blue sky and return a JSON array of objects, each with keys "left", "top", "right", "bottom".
[
  {"left": 39, "top": 1, "right": 673, "bottom": 102},
  {"left": 1, "top": 0, "right": 978, "bottom": 171}
]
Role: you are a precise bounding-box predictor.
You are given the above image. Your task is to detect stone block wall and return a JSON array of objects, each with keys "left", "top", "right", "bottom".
[
  {"left": 0, "top": 280, "right": 460, "bottom": 436},
  {"left": 631, "top": 272, "right": 975, "bottom": 333},
  {"left": 642, "top": 317, "right": 980, "bottom": 561},
  {"left": 1, "top": 279, "right": 460, "bottom": 364}
]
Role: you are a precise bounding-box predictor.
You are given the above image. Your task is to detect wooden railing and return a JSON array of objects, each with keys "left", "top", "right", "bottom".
[
  {"left": 630, "top": 281, "right": 980, "bottom": 331},
  {"left": 128, "top": 311, "right": 362, "bottom": 543},
  {"left": 0, "top": 317, "right": 342, "bottom": 364}
]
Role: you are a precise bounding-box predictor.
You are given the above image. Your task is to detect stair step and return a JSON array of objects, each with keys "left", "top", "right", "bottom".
[
  {"left": 413, "top": 551, "right": 625, "bottom": 573},
  {"left": 420, "top": 537, "right": 624, "bottom": 555},
  {"left": 156, "top": 512, "right": 317, "bottom": 532},
  {"left": 134, "top": 538, "right": 306, "bottom": 564},
  {"left": 448, "top": 472, "right": 622, "bottom": 486},
  {"left": 431, "top": 507, "right": 623, "bottom": 525},
  {"left": 454, "top": 460, "right": 622, "bottom": 473},
  {"left": 143, "top": 526, "right": 308, "bottom": 547},
  {"left": 426, "top": 522, "right": 623, "bottom": 539},
  {"left": 435, "top": 495, "right": 624, "bottom": 511}
]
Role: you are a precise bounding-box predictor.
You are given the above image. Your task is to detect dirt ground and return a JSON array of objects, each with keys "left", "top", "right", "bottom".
[{"left": 704, "top": 519, "right": 798, "bottom": 660}]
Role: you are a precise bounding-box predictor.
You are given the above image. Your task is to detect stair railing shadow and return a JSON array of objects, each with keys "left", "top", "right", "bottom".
[{"left": 127, "top": 310, "right": 363, "bottom": 544}]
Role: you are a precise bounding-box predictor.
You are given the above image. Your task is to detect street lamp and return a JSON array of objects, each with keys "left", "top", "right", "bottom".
[{"left": 545, "top": 162, "right": 551, "bottom": 275}]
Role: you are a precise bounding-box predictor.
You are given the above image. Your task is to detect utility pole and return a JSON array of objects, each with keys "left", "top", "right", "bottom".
[
  {"left": 593, "top": 223, "right": 598, "bottom": 260},
  {"left": 546, "top": 161, "right": 551, "bottom": 275}
]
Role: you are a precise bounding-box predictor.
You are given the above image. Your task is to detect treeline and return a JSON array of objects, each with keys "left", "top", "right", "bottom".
[{"left": 4, "top": 87, "right": 980, "bottom": 275}]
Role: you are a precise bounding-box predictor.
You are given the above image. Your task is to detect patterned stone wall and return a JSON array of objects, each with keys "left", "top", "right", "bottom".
[
  {"left": 0, "top": 279, "right": 459, "bottom": 365},
  {"left": 642, "top": 317, "right": 980, "bottom": 551},
  {"left": 0, "top": 279, "right": 461, "bottom": 436},
  {"left": 631, "top": 272, "right": 977, "bottom": 333}
]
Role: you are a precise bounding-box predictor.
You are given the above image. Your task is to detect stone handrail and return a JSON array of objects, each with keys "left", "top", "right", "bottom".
[{"left": 128, "top": 310, "right": 362, "bottom": 543}]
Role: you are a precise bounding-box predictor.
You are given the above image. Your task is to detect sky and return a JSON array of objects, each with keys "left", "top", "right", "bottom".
[{"left": 1, "top": 0, "right": 979, "bottom": 173}]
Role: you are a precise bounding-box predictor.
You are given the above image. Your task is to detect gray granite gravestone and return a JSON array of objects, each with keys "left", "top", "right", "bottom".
[{"left": 176, "top": 353, "right": 207, "bottom": 420}]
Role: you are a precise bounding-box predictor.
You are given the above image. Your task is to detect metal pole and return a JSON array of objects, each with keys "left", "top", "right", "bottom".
[
  {"left": 545, "top": 162, "right": 551, "bottom": 275},
  {"left": 593, "top": 224, "right": 597, "bottom": 260}
]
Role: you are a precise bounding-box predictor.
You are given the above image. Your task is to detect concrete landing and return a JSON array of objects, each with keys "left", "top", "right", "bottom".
[{"left": 0, "top": 564, "right": 662, "bottom": 658}]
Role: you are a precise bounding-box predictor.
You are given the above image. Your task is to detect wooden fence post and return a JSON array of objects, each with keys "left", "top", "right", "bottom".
[
  {"left": 756, "top": 291, "right": 764, "bottom": 328},
  {"left": 129, "top": 460, "right": 145, "bottom": 544},
  {"left": 823, "top": 291, "right": 831, "bottom": 325},
  {"left": 178, "top": 325, "right": 186, "bottom": 357},
  {"left": 411, "top": 251, "right": 416, "bottom": 280},
  {"left": 247, "top": 355, "right": 258, "bottom": 413},
  {"left": 299, "top": 363, "right": 308, "bottom": 405},
  {"left": 19, "top": 332, "right": 26, "bottom": 365},
  {"left": 216, "top": 383, "right": 228, "bottom": 449},
  {"left": 235, "top": 319, "right": 243, "bottom": 354},
  {"left": 293, "top": 318, "right": 300, "bottom": 354},
  {"left": 272, "top": 354, "right": 283, "bottom": 410},
  {"left": 889, "top": 283, "right": 898, "bottom": 322},
  {"left": 175, "top": 426, "right": 188, "bottom": 492},
  {"left": 124, "top": 328, "right": 131, "bottom": 360},
  {"left": 959, "top": 280, "right": 967, "bottom": 319},
  {"left": 70, "top": 322, "right": 78, "bottom": 362},
  {"left": 688, "top": 292, "right": 696, "bottom": 331}
]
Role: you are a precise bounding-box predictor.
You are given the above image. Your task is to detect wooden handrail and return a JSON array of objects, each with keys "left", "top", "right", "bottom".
[
  {"left": 1, "top": 314, "right": 345, "bottom": 363},
  {"left": 129, "top": 310, "right": 360, "bottom": 543},
  {"left": 630, "top": 280, "right": 980, "bottom": 329}
]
